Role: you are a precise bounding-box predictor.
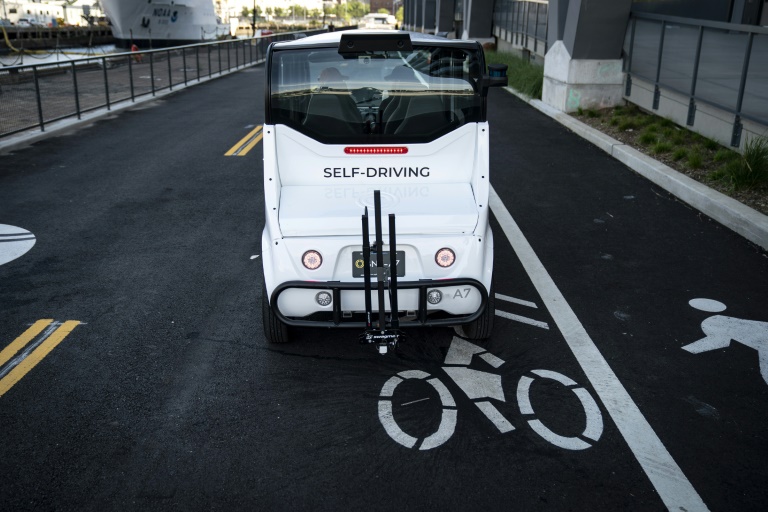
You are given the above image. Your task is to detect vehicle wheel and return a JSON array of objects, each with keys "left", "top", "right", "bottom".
[
  {"left": 454, "top": 282, "right": 495, "bottom": 340},
  {"left": 262, "top": 283, "right": 290, "bottom": 343}
]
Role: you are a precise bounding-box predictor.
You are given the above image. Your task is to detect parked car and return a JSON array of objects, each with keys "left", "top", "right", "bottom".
[{"left": 16, "top": 18, "right": 43, "bottom": 27}]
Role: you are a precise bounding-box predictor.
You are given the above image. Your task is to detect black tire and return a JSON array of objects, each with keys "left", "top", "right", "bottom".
[
  {"left": 454, "top": 281, "right": 495, "bottom": 340},
  {"left": 262, "top": 283, "right": 290, "bottom": 343}
]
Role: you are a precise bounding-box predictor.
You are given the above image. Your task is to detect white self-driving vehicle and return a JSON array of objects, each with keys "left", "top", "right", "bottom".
[{"left": 261, "top": 31, "right": 508, "bottom": 348}]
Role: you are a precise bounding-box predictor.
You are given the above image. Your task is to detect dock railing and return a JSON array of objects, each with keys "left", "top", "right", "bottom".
[{"left": 0, "top": 30, "right": 322, "bottom": 140}]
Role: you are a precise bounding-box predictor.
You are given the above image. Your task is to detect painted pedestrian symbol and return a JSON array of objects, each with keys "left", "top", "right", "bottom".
[
  {"left": 378, "top": 337, "right": 604, "bottom": 450},
  {"left": 682, "top": 298, "right": 768, "bottom": 385}
]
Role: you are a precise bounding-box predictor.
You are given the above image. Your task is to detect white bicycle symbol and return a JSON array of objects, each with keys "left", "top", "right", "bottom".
[{"left": 378, "top": 337, "right": 604, "bottom": 451}]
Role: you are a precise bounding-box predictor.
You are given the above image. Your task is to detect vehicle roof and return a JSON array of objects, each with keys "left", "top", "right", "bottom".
[{"left": 271, "top": 30, "right": 481, "bottom": 50}]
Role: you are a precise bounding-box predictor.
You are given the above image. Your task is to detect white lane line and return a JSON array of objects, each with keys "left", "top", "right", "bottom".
[
  {"left": 489, "top": 185, "right": 708, "bottom": 512},
  {"left": 495, "top": 310, "right": 550, "bottom": 330},
  {"left": 496, "top": 293, "right": 538, "bottom": 308}
]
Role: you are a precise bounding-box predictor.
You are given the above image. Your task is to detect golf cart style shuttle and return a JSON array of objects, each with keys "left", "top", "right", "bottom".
[{"left": 261, "top": 31, "right": 508, "bottom": 348}]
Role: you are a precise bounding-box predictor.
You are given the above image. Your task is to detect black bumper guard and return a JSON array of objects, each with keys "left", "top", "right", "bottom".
[{"left": 270, "top": 277, "right": 488, "bottom": 330}]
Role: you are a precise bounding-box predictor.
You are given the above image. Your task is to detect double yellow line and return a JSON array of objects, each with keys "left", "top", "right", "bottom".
[
  {"left": 225, "top": 125, "right": 263, "bottom": 156},
  {"left": 0, "top": 319, "right": 80, "bottom": 397}
]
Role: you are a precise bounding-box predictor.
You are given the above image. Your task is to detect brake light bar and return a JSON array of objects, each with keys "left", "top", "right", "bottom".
[{"left": 344, "top": 147, "right": 408, "bottom": 155}]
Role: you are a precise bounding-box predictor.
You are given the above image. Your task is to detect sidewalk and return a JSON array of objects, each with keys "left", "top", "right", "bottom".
[{"left": 502, "top": 87, "right": 768, "bottom": 252}]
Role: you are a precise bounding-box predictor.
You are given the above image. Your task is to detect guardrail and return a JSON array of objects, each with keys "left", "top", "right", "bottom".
[
  {"left": 493, "top": 0, "right": 548, "bottom": 59},
  {"left": 624, "top": 12, "right": 768, "bottom": 147},
  {"left": 0, "top": 30, "right": 322, "bottom": 140}
]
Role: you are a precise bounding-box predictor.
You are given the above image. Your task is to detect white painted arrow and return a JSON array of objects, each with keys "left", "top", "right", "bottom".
[{"left": 444, "top": 337, "right": 505, "bottom": 368}]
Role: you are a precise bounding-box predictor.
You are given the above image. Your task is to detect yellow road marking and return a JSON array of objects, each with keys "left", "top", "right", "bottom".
[
  {"left": 239, "top": 131, "right": 264, "bottom": 155},
  {"left": 0, "top": 319, "right": 53, "bottom": 367},
  {"left": 225, "top": 125, "right": 263, "bottom": 156},
  {"left": 0, "top": 320, "right": 80, "bottom": 397}
]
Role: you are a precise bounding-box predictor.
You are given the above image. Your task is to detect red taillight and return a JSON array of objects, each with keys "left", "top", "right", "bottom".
[{"left": 344, "top": 147, "right": 408, "bottom": 155}]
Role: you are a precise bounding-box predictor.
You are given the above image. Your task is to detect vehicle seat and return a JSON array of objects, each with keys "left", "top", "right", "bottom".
[
  {"left": 302, "top": 93, "right": 361, "bottom": 134},
  {"left": 382, "top": 95, "right": 412, "bottom": 134},
  {"left": 394, "top": 95, "right": 450, "bottom": 136}
]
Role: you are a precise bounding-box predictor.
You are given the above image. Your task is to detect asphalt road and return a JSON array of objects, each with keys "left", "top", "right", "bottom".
[{"left": 0, "top": 65, "right": 766, "bottom": 511}]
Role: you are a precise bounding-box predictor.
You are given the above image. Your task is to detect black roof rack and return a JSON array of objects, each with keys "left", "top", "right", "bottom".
[{"left": 338, "top": 32, "right": 413, "bottom": 54}]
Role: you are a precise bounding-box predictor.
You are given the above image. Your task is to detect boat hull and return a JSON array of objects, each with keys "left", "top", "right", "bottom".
[{"left": 100, "top": 0, "right": 229, "bottom": 48}]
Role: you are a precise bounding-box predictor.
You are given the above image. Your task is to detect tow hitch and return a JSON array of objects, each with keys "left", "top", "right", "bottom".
[{"left": 359, "top": 190, "right": 404, "bottom": 354}]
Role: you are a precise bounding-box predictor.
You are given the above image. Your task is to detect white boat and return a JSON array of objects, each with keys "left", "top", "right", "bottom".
[{"left": 100, "top": 0, "right": 230, "bottom": 48}]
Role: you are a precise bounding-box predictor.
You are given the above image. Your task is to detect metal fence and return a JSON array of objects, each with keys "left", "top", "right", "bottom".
[
  {"left": 624, "top": 12, "right": 768, "bottom": 146},
  {"left": 0, "top": 30, "right": 322, "bottom": 140},
  {"left": 492, "top": 0, "right": 548, "bottom": 58}
]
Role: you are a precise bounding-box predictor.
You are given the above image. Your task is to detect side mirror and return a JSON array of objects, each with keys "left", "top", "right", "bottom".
[
  {"left": 480, "top": 64, "right": 508, "bottom": 96},
  {"left": 487, "top": 64, "right": 509, "bottom": 87}
]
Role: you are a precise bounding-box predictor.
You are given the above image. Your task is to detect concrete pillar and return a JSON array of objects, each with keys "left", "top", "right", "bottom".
[
  {"left": 542, "top": 0, "right": 632, "bottom": 113},
  {"left": 461, "top": 0, "right": 494, "bottom": 41},
  {"left": 405, "top": 0, "right": 412, "bottom": 30},
  {"left": 422, "top": 0, "right": 436, "bottom": 33},
  {"left": 435, "top": 0, "right": 455, "bottom": 35},
  {"left": 415, "top": 0, "right": 423, "bottom": 30},
  {"left": 547, "top": 0, "right": 570, "bottom": 50}
]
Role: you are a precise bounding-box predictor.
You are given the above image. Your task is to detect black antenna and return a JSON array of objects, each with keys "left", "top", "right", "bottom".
[
  {"left": 374, "top": 190, "right": 386, "bottom": 330},
  {"left": 388, "top": 213, "right": 399, "bottom": 329},
  {"left": 362, "top": 207, "right": 372, "bottom": 329},
  {"left": 359, "top": 190, "right": 404, "bottom": 353}
]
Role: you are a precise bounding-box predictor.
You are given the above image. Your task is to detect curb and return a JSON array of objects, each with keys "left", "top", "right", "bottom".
[{"left": 503, "top": 87, "right": 768, "bottom": 252}]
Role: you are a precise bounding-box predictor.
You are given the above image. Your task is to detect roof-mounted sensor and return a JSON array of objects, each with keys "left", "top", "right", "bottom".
[{"left": 338, "top": 33, "right": 413, "bottom": 54}]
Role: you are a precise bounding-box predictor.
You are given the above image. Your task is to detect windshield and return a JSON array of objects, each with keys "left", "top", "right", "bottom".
[{"left": 268, "top": 45, "right": 484, "bottom": 144}]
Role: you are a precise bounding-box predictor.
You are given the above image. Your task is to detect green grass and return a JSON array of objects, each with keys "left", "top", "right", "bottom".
[
  {"left": 485, "top": 50, "right": 544, "bottom": 99},
  {"left": 687, "top": 151, "right": 704, "bottom": 169},
  {"left": 714, "top": 148, "right": 738, "bottom": 162},
  {"left": 643, "top": 124, "right": 659, "bottom": 134},
  {"left": 652, "top": 141, "right": 674, "bottom": 154},
  {"left": 721, "top": 136, "right": 768, "bottom": 190},
  {"left": 638, "top": 132, "right": 657, "bottom": 145},
  {"left": 703, "top": 138, "right": 720, "bottom": 150},
  {"left": 618, "top": 118, "right": 638, "bottom": 131},
  {"left": 672, "top": 148, "right": 688, "bottom": 161}
]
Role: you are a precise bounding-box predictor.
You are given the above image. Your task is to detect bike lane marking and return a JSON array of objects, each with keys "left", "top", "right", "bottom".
[{"left": 489, "top": 185, "right": 708, "bottom": 512}]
